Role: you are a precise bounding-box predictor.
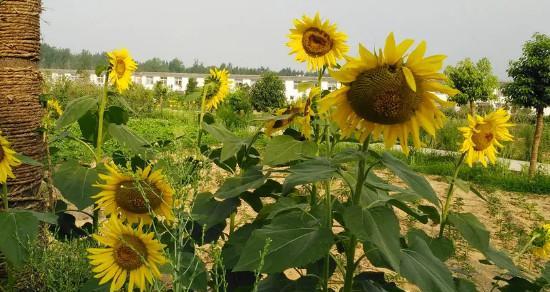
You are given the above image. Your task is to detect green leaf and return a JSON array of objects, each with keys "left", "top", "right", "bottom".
[
  {"left": 258, "top": 274, "right": 318, "bottom": 292},
  {"left": 56, "top": 96, "right": 98, "bottom": 128},
  {"left": 0, "top": 211, "right": 40, "bottom": 266},
  {"left": 380, "top": 152, "right": 439, "bottom": 207},
  {"left": 263, "top": 135, "right": 317, "bottom": 166},
  {"left": 178, "top": 252, "right": 208, "bottom": 292},
  {"left": 215, "top": 167, "right": 267, "bottom": 199},
  {"left": 203, "top": 122, "right": 247, "bottom": 160},
  {"left": 469, "top": 185, "right": 488, "bottom": 202},
  {"left": 343, "top": 206, "right": 401, "bottom": 271},
  {"left": 222, "top": 222, "right": 262, "bottom": 269},
  {"left": 108, "top": 124, "right": 149, "bottom": 154},
  {"left": 234, "top": 211, "right": 333, "bottom": 273},
  {"left": 191, "top": 192, "right": 240, "bottom": 229},
  {"left": 104, "top": 106, "right": 129, "bottom": 125},
  {"left": 283, "top": 158, "right": 338, "bottom": 191},
  {"left": 95, "top": 64, "right": 107, "bottom": 77},
  {"left": 14, "top": 154, "right": 42, "bottom": 166},
  {"left": 454, "top": 277, "right": 478, "bottom": 292},
  {"left": 448, "top": 212, "right": 489, "bottom": 252},
  {"left": 353, "top": 272, "right": 406, "bottom": 292},
  {"left": 258, "top": 197, "right": 308, "bottom": 220},
  {"left": 53, "top": 160, "right": 99, "bottom": 210},
  {"left": 400, "top": 236, "right": 456, "bottom": 292},
  {"left": 10, "top": 209, "right": 58, "bottom": 225},
  {"left": 407, "top": 229, "right": 455, "bottom": 262},
  {"left": 448, "top": 212, "right": 523, "bottom": 277}
]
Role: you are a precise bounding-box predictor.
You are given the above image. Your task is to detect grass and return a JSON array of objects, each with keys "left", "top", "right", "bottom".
[{"left": 387, "top": 150, "right": 550, "bottom": 194}]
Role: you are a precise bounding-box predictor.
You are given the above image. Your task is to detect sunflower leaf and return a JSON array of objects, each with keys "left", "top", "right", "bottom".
[{"left": 56, "top": 95, "right": 98, "bottom": 129}]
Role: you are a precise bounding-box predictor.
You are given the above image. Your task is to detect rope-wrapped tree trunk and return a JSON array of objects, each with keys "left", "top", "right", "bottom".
[{"left": 0, "top": 0, "right": 45, "bottom": 278}]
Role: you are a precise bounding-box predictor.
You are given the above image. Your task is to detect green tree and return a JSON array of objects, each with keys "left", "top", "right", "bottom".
[
  {"left": 445, "top": 57, "right": 499, "bottom": 114},
  {"left": 153, "top": 81, "right": 169, "bottom": 115},
  {"left": 186, "top": 77, "right": 198, "bottom": 95},
  {"left": 168, "top": 58, "right": 184, "bottom": 73},
  {"left": 250, "top": 72, "right": 286, "bottom": 112},
  {"left": 503, "top": 33, "right": 550, "bottom": 176}
]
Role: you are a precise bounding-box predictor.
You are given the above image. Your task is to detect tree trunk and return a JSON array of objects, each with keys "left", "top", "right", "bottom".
[
  {"left": 0, "top": 0, "right": 45, "bottom": 278},
  {"left": 528, "top": 107, "right": 545, "bottom": 177},
  {"left": 469, "top": 100, "right": 475, "bottom": 115}
]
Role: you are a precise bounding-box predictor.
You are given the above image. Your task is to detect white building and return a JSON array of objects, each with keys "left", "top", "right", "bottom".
[{"left": 42, "top": 69, "right": 340, "bottom": 102}]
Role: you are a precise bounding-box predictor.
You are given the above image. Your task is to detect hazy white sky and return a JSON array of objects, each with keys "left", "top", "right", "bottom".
[{"left": 41, "top": 0, "right": 550, "bottom": 79}]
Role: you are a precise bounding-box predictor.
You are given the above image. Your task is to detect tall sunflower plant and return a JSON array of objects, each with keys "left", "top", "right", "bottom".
[
  {"left": 184, "top": 13, "right": 549, "bottom": 292},
  {"left": 47, "top": 48, "right": 157, "bottom": 234}
]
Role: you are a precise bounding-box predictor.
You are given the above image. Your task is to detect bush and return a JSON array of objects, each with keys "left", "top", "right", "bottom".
[
  {"left": 11, "top": 239, "right": 94, "bottom": 291},
  {"left": 216, "top": 86, "right": 253, "bottom": 129},
  {"left": 250, "top": 72, "right": 286, "bottom": 111}
]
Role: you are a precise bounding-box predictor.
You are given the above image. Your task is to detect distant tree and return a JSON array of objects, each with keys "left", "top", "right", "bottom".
[
  {"left": 445, "top": 57, "right": 499, "bottom": 114},
  {"left": 139, "top": 58, "right": 169, "bottom": 72},
  {"left": 186, "top": 78, "right": 198, "bottom": 95},
  {"left": 168, "top": 58, "right": 184, "bottom": 73},
  {"left": 503, "top": 33, "right": 550, "bottom": 176},
  {"left": 250, "top": 72, "right": 286, "bottom": 112},
  {"left": 153, "top": 81, "right": 169, "bottom": 114}
]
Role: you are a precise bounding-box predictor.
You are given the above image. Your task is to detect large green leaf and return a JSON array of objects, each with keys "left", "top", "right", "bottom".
[
  {"left": 263, "top": 135, "right": 317, "bottom": 166},
  {"left": 14, "top": 154, "right": 42, "bottom": 167},
  {"left": 448, "top": 212, "right": 523, "bottom": 277},
  {"left": 108, "top": 124, "right": 149, "bottom": 154},
  {"left": 234, "top": 211, "right": 333, "bottom": 273},
  {"left": 203, "top": 122, "right": 248, "bottom": 161},
  {"left": 343, "top": 206, "right": 401, "bottom": 271},
  {"left": 400, "top": 236, "right": 456, "bottom": 292},
  {"left": 380, "top": 152, "right": 439, "bottom": 207},
  {"left": 222, "top": 222, "right": 262, "bottom": 269},
  {"left": 283, "top": 158, "right": 338, "bottom": 191},
  {"left": 56, "top": 96, "right": 98, "bottom": 128},
  {"left": 407, "top": 229, "right": 455, "bottom": 262},
  {"left": 104, "top": 105, "right": 129, "bottom": 125},
  {"left": 53, "top": 160, "right": 100, "bottom": 210},
  {"left": 448, "top": 212, "right": 489, "bottom": 252},
  {"left": 215, "top": 167, "right": 267, "bottom": 199},
  {"left": 353, "top": 272, "right": 405, "bottom": 292},
  {"left": 0, "top": 211, "right": 40, "bottom": 266},
  {"left": 191, "top": 192, "right": 240, "bottom": 229},
  {"left": 258, "top": 197, "right": 308, "bottom": 220}
]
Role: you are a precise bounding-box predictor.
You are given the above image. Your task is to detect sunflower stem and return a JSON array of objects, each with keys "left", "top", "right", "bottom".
[
  {"left": 322, "top": 119, "right": 333, "bottom": 292},
  {"left": 514, "top": 234, "right": 539, "bottom": 262},
  {"left": 196, "top": 86, "right": 208, "bottom": 150},
  {"left": 439, "top": 152, "right": 466, "bottom": 238},
  {"left": 2, "top": 183, "right": 8, "bottom": 211},
  {"left": 343, "top": 137, "right": 371, "bottom": 292},
  {"left": 93, "top": 72, "right": 110, "bottom": 232}
]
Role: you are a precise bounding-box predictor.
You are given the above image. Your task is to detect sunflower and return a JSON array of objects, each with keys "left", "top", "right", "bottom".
[
  {"left": 459, "top": 108, "right": 513, "bottom": 167},
  {"left": 108, "top": 49, "right": 138, "bottom": 93},
  {"left": 93, "top": 164, "right": 175, "bottom": 224},
  {"left": 531, "top": 224, "right": 550, "bottom": 259},
  {"left": 0, "top": 134, "right": 21, "bottom": 184},
  {"left": 47, "top": 98, "right": 63, "bottom": 117},
  {"left": 87, "top": 217, "right": 167, "bottom": 292},
  {"left": 265, "top": 88, "right": 318, "bottom": 139},
  {"left": 203, "top": 68, "right": 230, "bottom": 111},
  {"left": 318, "top": 33, "right": 458, "bottom": 154},
  {"left": 287, "top": 12, "right": 348, "bottom": 71}
]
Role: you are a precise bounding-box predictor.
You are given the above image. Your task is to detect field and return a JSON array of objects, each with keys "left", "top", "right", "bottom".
[{"left": 1, "top": 8, "right": 550, "bottom": 292}]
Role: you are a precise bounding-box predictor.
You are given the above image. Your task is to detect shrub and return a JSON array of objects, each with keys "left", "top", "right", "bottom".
[{"left": 250, "top": 72, "right": 286, "bottom": 111}]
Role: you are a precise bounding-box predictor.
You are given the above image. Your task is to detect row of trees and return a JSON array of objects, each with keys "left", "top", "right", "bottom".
[
  {"left": 40, "top": 44, "right": 314, "bottom": 76},
  {"left": 446, "top": 33, "right": 549, "bottom": 176}
]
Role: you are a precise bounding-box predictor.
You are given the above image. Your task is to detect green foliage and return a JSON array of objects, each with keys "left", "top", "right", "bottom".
[
  {"left": 0, "top": 212, "right": 39, "bottom": 267},
  {"left": 250, "top": 72, "right": 286, "bottom": 111},
  {"left": 52, "top": 160, "right": 101, "bottom": 210},
  {"left": 186, "top": 77, "right": 198, "bottom": 95},
  {"left": 216, "top": 86, "right": 253, "bottom": 129},
  {"left": 503, "top": 33, "right": 550, "bottom": 110},
  {"left": 10, "top": 239, "right": 95, "bottom": 291},
  {"left": 445, "top": 57, "right": 499, "bottom": 106}
]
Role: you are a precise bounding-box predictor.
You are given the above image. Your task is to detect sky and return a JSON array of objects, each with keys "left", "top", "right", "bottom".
[{"left": 41, "top": 0, "right": 550, "bottom": 79}]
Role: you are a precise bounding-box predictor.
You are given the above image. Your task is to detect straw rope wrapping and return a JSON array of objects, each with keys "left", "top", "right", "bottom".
[{"left": 0, "top": 0, "right": 46, "bottom": 209}]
